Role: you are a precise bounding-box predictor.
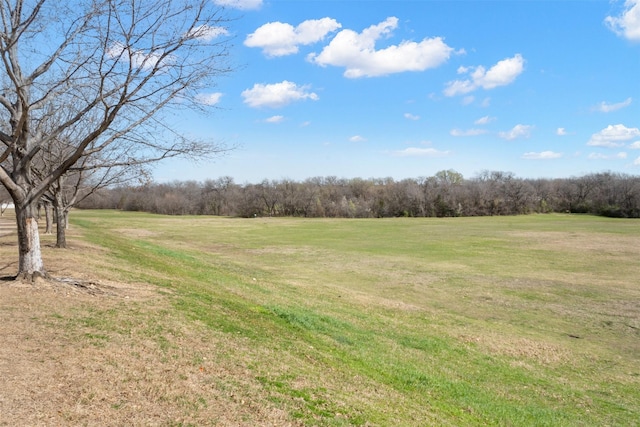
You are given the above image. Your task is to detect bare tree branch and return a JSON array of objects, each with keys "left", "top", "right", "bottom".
[{"left": 0, "top": 0, "right": 234, "bottom": 276}]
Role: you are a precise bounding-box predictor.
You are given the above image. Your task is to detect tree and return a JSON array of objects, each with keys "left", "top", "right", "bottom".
[
  {"left": 201, "top": 176, "right": 235, "bottom": 216},
  {"left": 433, "top": 169, "right": 464, "bottom": 217},
  {"left": 0, "top": 0, "right": 232, "bottom": 279},
  {"left": 47, "top": 159, "right": 150, "bottom": 248}
]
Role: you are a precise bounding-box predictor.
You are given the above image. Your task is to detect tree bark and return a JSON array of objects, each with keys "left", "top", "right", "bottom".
[
  {"left": 54, "top": 203, "right": 67, "bottom": 249},
  {"left": 44, "top": 203, "right": 54, "bottom": 234},
  {"left": 15, "top": 201, "right": 46, "bottom": 280}
]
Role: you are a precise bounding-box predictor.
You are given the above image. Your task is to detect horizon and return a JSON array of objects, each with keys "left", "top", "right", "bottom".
[{"left": 153, "top": 0, "right": 639, "bottom": 184}]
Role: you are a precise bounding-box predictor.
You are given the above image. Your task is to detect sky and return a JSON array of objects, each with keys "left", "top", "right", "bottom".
[{"left": 156, "top": 0, "right": 640, "bottom": 184}]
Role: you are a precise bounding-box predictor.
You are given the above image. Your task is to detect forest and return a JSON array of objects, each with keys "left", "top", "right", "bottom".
[{"left": 76, "top": 170, "right": 640, "bottom": 219}]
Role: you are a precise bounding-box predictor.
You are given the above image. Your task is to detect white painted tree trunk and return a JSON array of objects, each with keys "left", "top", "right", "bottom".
[{"left": 15, "top": 202, "right": 45, "bottom": 279}]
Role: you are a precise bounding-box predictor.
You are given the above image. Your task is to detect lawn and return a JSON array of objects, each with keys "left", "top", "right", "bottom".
[{"left": 3, "top": 211, "right": 638, "bottom": 425}]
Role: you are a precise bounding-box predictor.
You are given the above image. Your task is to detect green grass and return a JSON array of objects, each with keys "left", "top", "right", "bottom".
[{"left": 72, "top": 211, "right": 640, "bottom": 426}]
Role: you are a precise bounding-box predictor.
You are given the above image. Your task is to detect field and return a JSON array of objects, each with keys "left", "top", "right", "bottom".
[{"left": 1, "top": 211, "right": 639, "bottom": 426}]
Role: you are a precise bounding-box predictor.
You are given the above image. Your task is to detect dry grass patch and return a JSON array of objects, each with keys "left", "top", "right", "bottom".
[
  {"left": 0, "top": 283, "right": 298, "bottom": 426},
  {"left": 114, "top": 228, "right": 159, "bottom": 239},
  {"left": 0, "top": 217, "right": 303, "bottom": 426},
  {"left": 508, "top": 230, "right": 640, "bottom": 255},
  {"left": 457, "top": 332, "right": 571, "bottom": 366}
]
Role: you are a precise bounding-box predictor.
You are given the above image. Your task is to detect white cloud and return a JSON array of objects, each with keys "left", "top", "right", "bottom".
[
  {"left": 392, "top": 147, "right": 450, "bottom": 157},
  {"left": 556, "top": 127, "right": 568, "bottom": 136},
  {"left": 474, "top": 115, "right": 495, "bottom": 125},
  {"left": 241, "top": 80, "right": 319, "bottom": 108},
  {"left": 245, "top": 18, "right": 341, "bottom": 57},
  {"left": 480, "top": 97, "right": 491, "bottom": 108},
  {"left": 635, "top": 157, "right": 640, "bottom": 165},
  {"left": 498, "top": 124, "right": 533, "bottom": 140},
  {"left": 587, "top": 124, "right": 640, "bottom": 147},
  {"left": 450, "top": 128, "right": 487, "bottom": 137},
  {"left": 186, "top": 25, "right": 228, "bottom": 42},
  {"left": 265, "top": 115, "right": 285, "bottom": 123},
  {"left": 522, "top": 151, "right": 563, "bottom": 160},
  {"left": 587, "top": 152, "right": 628, "bottom": 160},
  {"left": 444, "top": 54, "right": 525, "bottom": 96},
  {"left": 308, "top": 17, "right": 454, "bottom": 78},
  {"left": 593, "top": 97, "right": 633, "bottom": 112},
  {"left": 195, "top": 92, "right": 223, "bottom": 106},
  {"left": 213, "top": 0, "right": 262, "bottom": 10},
  {"left": 605, "top": 0, "right": 640, "bottom": 41},
  {"left": 629, "top": 141, "right": 640, "bottom": 149},
  {"left": 404, "top": 113, "right": 420, "bottom": 121},
  {"left": 349, "top": 135, "right": 367, "bottom": 142}
]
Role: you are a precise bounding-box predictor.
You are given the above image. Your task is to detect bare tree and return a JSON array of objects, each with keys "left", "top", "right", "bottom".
[
  {"left": 35, "top": 134, "right": 152, "bottom": 248},
  {"left": 0, "top": 0, "right": 232, "bottom": 279}
]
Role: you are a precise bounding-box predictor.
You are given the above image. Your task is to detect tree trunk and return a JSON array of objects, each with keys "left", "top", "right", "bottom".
[
  {"left": 44, "top": 203, "right": 54, "bottom": 234},
  {"left": 55, "top": 203, "right": 67, "bottom": 249},
  {"left": 15, "top": 201, "right": 46, "bottom": 280}
]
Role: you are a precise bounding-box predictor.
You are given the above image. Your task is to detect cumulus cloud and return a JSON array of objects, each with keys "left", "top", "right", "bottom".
[
  {"left": 265, "top": 115, "right": 285, "bottom": 123},
  {"left": 444, "top": 54, "right": 525, "bottom": 97},
  {"left": 588, "top": 152, "right": 628, "bottom": 160},
  {"left": 450, "top": 128, "right": 487, "bottom": 137},
  {"left": 605, "top": 0, "right": 640, "bottom": 41},
  {"left": 245, "top": 18, "right": 341, "bottom": 57},
  {"left": 195, "top": 92, "right": 223, "bottom": 106},
  {"left": 308, "top": 17, "right": 454, "bottom": 78},
  {"left": 242, "top": 80, "right": 319, "bottom": 108},
  {"left": 593, "top": 97, "right": 633, "bottom": 112},
  {"left": 349, "top": 135, "right": 367, "bottom": 142},
  {"left": 498, "top": 124, "right": 533, "bottom": 140},
  {"left": 556, "top": 127, "right": 568, "bottom": 136},
  {"left": 629, "top": 141, "right": 640, "bottom": 149},
  {"left": 392, "top": 147, "right": 450, "bottom": 157},
  {"left": 587, "top": 124, "right": 640, "bottom": 147},
  {"left": 186, "top": 25, "right": 228, "bottom": 42},
  {"left": 474, "top": 115, "right": 495, "bottom": 125},
  {"left": 404, "top": 113, "right": 420, "bottom": 120},
  {"left": 213, "top": 0, "right": 262, "bottom": 10},
  {"left": 522, "top": 151, "right": 563, "bottom": 160},
  {"left": 635, "top": 157, "right": 640, "bottom": 165}
]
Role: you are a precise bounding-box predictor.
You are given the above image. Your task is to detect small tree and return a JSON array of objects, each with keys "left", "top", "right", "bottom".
[
  {"left": 35, "top": 135, "right": 152, "bottom": 248},
  {"left": 0, "top": 0, "right": 232, "bottom": 279}
]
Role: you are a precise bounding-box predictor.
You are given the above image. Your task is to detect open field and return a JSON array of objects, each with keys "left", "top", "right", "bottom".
[{"left": 1, "top": 211, "right": 639, "bottom": 426}]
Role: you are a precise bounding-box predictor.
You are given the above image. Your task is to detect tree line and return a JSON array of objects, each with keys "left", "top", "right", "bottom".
[{"left": 78, "top": 170, "right": 640, "bottom": 219}]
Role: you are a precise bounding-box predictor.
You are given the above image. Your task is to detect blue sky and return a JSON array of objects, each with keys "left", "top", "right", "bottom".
[{"left": 157, "top": 0, "right": 640, "bottom": 183}]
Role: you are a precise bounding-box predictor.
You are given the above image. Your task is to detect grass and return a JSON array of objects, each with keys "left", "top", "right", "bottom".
[{"left": 60, "top": 211, "right": 640, "bottom": 425}]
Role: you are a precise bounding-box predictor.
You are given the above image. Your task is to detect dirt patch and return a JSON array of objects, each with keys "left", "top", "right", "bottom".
[{"left": 1, "top": 275, "right": 161, "bottom": 298}]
